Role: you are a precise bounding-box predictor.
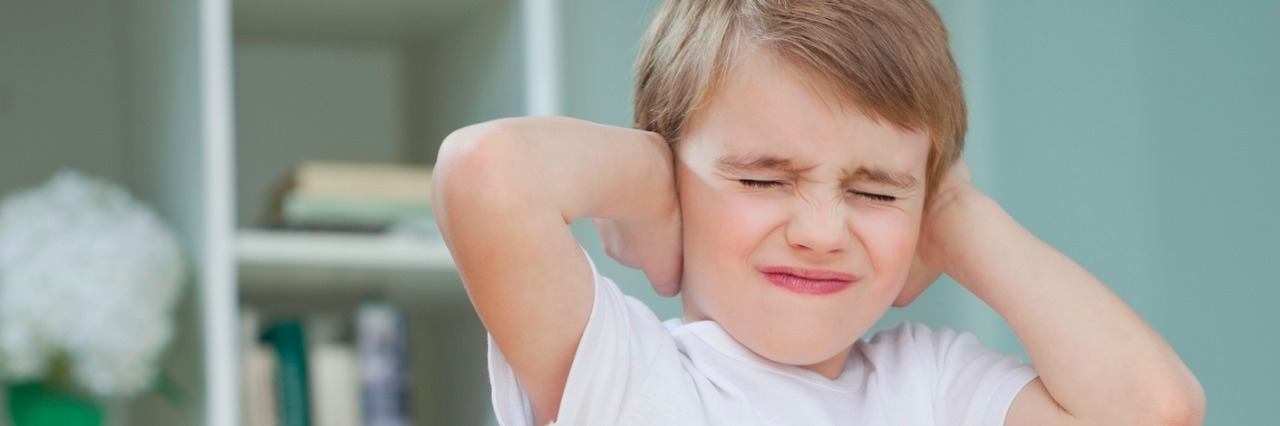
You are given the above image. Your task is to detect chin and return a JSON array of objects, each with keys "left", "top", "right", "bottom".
[{"left": 740, "top": 320, "right": 865, "bottom": 367}]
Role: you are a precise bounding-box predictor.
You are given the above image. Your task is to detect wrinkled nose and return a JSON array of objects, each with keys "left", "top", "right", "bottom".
[{"left": 785, "top": 204, "right": 849, "bottom": 254}]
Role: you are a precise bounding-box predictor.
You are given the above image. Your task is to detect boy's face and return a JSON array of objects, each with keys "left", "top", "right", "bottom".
[{"left": 675, "top": 51, "right": 931, "bottom": 378}]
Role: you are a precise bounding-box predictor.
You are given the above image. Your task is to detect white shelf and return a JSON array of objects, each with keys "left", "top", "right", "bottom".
[
  {"left": 235, "top": 229, "right": 462, "bottom": 300},
  {"left": 237, "top": 228, "right": 454, "bottom": 270}
]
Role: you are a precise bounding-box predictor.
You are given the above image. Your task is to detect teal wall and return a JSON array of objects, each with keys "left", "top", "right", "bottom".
[
  {"left": 1139, "top": 2, "right": 1279, "bottom": 422},
  {"left": 563, "top": 1, "right": 1280, "bottom": 424},
  {"left": 957, "top": 2, "right": 1280, "bottom": 423},
  {"left": 0, "top": 0, "right": 130, "bottom": 194}
]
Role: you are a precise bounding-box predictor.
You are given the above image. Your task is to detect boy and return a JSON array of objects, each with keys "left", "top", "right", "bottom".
[{"left": 433, "top": 0, "right": 1204, "bottom": 424}]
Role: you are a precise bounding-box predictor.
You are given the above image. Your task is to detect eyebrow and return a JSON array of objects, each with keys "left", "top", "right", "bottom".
[
  {"left": 846, "top": 166, "right": 919, "bottom": 191},
  {"left": 716, "top": 153, "right": 919, "bottom": 191},
  {"left": 716, "top": 154, "right": 810, "bottom": 174}
]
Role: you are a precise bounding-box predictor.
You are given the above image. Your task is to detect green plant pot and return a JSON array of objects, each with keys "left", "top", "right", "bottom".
[{"left": 6, "top": 381, "right": 103, "bottom": 426}]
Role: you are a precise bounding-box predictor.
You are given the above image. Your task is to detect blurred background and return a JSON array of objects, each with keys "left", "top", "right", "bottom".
[{"left": 0, "top": 0, "right": 1275, "bottom": 425}]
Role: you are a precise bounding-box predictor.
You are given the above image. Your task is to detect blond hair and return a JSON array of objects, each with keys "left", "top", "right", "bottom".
[{"left": 634, "top": 0, "right": 965, "bottom": 199}]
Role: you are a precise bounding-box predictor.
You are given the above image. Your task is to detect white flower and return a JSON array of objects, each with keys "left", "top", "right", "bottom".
[{"left": 0, "top": 171, "right": 186, "bottom": 398}]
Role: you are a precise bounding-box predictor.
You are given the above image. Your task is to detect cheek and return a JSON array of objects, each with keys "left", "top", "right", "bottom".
[
  {"left": 853, "top": 211, "right": 920, "bottom": 284},
  {"left": 680, "top": 183, "right": 780, "bottom": 259},
  {"left": 703, "top": 197, "right": 774, "bottom": 248}
]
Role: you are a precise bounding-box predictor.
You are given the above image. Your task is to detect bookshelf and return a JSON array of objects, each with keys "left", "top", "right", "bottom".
[
  {"left": 0, "top": 0, "right": 231, "bottom": 424},
  {"left": 228, "top": 0, "right": 553, "bottom": 425},
  {"left": 3, "top": 0, "right": 568, "bottom": 424}
]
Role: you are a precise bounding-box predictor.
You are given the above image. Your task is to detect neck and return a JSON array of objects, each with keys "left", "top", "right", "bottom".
[
  {"left": 798, "top": 349, "right": 851, "bottom": 379},
  {"left": 680, "top": 304, "right": 851, "bottom": 380}
]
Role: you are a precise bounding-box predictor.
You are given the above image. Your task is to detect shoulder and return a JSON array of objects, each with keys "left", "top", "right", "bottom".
[
  {"left": 858, "top": 322, "right": 1039, "bottom": 425},
  {"left": 858, "top": 321, "right": 966, "bottom": 361},
  {"left": 854, "top": 322, "right": 1023, "bottom": 385}
]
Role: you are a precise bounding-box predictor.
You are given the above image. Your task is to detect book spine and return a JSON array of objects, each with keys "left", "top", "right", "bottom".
[
  {"left": 310, "top": 344, "right": 361, "bottom": 426},
  {"left": 295, "top": 161, "right": 434, "bottom": 205},
  {"left": 241, "top": 308, "right": 280, "bottom": 426},
  {"left": 264, "top": 320, "right": 312, "bottom": 426},
  {"left": 247, "top": 346, "right": 281, "bottom": 426},
  {"left": 358, "top": 301, "right": 412, "bottom": 426}
]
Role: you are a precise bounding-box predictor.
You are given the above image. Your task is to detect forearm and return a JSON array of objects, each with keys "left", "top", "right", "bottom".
[
  {"left": 438, "top": 116, "right": 672, "bottom": 224},
  {"left": 940, "top": 193, "right": 1203, "bottom": 423}
]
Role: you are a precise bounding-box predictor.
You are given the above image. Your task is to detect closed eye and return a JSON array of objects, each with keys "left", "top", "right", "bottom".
[
  {"left": 739, "top": 179, "right": 783, "bottom": 189},
  {"left": 851, "top": 191, "right": 897, "bottom": 202}
]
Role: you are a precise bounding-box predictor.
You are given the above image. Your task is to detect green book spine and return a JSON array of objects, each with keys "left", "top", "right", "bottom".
[{"left": 264, "top": 320, "right": 311, "bottom": 426}]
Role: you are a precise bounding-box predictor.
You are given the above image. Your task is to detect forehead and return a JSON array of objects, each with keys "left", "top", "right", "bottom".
[{"left": 680, "top": 51, "right": 931, "bottom": 177}]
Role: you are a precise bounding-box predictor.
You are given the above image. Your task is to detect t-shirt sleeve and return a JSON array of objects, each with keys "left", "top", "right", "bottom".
[
  {"left": 487, "top": 249, "right": 676, "bottom": 426},
  {"left": 866, "top": 322, "right": 1039, "bottom": 426}
]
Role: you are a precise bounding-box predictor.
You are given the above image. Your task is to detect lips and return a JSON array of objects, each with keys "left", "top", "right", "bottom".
[{"left": 760, "top": 266, "right": 859, "bottom": 295}]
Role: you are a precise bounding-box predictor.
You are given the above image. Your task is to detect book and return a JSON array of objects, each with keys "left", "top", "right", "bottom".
[
  {"left": 240, "top": 308, "right": 280, "bottom": 426},
  {"left": 291, "top": 161, "right": 433, "bottom": 206},
  {"left": 281, "top": 192, "right": 433, "bottom": 230},
  {"left": 266, "top": 160, "right": 435, "bottom": 230},
  {"left": 357, "top": 301, "right": 412, "bottom": 426},
  {"left": 264, "top": 320, "right": 312, "bottom": 426},
  {"left": 309, "top": 344, "right": 361, "bottom": 426},
  {"left": 245, "top": 345, "right": 281, "bottom": 426},
  {"left": 305, "top": 314, "right": 361, "bottom": 426}
]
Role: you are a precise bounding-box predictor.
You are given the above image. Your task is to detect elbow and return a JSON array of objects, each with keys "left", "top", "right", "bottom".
[
  {"left": 1163, "top": 387, "right": 1206, "bottom": 426},
  {"left": 435, "top": 120, "right": 518, "bottom": 185},
  {"left": 1142, "top": 374, "right": 1206, "bottom": 426},
  {"left": 433, "top": 119, "right": 525, "bottom": 213}
]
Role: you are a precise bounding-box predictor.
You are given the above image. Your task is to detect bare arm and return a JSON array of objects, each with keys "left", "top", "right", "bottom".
[
  {"left": 917, "top": 161, "right": 1205, "bottom": 425},
  {"left": 432, "top": 116, "right": 679, "bottom": 424}
]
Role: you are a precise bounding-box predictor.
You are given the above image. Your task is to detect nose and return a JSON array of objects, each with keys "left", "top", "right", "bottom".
[{"left": 784, "top": 202, "right": 849, "bottom": 254}]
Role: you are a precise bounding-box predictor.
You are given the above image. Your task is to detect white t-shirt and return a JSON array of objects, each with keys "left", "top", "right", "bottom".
[{"left": 488, "top": 253, "right": 1039, "bottom": 425}]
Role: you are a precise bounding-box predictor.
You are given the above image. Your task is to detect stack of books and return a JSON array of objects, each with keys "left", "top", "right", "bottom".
[
  {"left": 241, "top": 302, "right": 413, "bottom": 426},
  {"left": 270, "top": 161, "right": 434, "bottom": 233}
]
